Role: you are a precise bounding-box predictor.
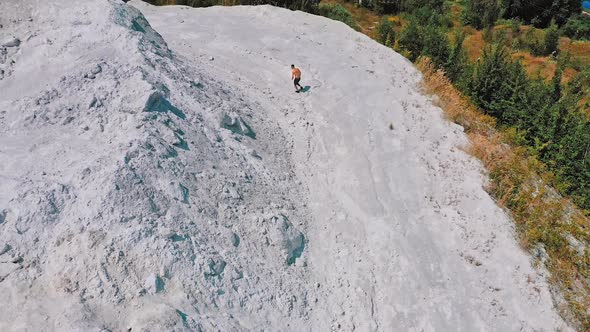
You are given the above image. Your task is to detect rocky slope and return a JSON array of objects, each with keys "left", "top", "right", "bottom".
[{"left": 0, "top": 0, "right": 571, "bottom": 331}]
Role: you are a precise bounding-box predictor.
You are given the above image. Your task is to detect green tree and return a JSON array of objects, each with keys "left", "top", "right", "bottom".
[
  {"left": 543, "top": 23, "right": 560, "bottom": 55},
  {"left": 469, "top": 44, "right": 513, "bottom": 117},
  {"left": 385, "top": 32, "right": 394, "bottom": 47},
  {"left": 522, "top": 28, "right": 545, "bottom": 55},
  {"left": 412, "top": 7, "right": 453, "bottom": 27},
  {"left": 562, "top": 14, "right": 590, "bottom": 40},
  {"left": 462, "top": 0, "right": 499, "bottom": 29},
  {"left": 317, "top": 3, "right": 359, "bottom": 30},
  {"left": 551, "top": 67, "right": 562, "bottom": 102},
  {"left": 377, "top": 16, "right": 396, "bottom": 44},
  {"left": 402, "top": 0, "right": 444, "bottom": 13},
  {"left": 444, "top": 32, "right": 468, "bottom": 82},
  {"left": 501, "top": 0, "right": 581, "bottom": 27},
  {"left": 398, "top": 18, "right": 424, "bottom": 61},
  {"left": 510, "top": 18, "right": 522, "bottom": 34},
  {"left": 422, "top": 25, "right": 450, "bottom": 68},
  {"left": 554, "top": 113, "right": 590, "bottom": 208}
]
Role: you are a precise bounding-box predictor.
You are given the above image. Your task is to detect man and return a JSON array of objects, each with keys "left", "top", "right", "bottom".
[{"left": 291, "top": 64, "right": 303, "bottom": 92}]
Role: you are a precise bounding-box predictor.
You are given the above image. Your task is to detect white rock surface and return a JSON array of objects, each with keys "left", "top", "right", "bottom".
[{"left": 0, "top": 0, "right": 571, "bottom": 331}]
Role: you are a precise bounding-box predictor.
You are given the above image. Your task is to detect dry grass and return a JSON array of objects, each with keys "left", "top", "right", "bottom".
[
  {"left": 512, "top": 51, "right": 557, "bottom": 81},
  {"left": 510, "top": 50, "right": 578, "bottom": 84},
  {"left": 417, "top": 57, "right": 590, "bottom": 330},
  {"left": 560, "top": 38, "right": 590, "bottom": 67},
  {"left": 415, "top": 58, "right": 496, "bottom": 134},
  {"left": 562, "top": 67, "right": 579, "bottom": 84},
  {"left": 460, "top": 28, "right": 581, "bottom": 84},
  {"left": 463, "top": 29, "right": 485, "bottom": 61},
  {"left": 449, "top": 2, "right": 462, "bottom": 28},
  {"left": 388, "top": 15, "right": 408, "bottom": 29},
  {"left": 558, "top": 38, "right": 590, "bottom": 116}
]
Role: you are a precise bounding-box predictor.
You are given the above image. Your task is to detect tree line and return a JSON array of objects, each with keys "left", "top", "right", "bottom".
[{"left": 375, "top": 2, "right": 590, "bottom": 212}]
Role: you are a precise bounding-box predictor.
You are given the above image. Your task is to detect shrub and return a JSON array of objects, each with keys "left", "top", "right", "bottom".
[
  {"left": 385, "top": 31, "right": 394, "bottom": 47},
  {"left": 398, "top": 17, "right": 424, "bottom": 61},
  {"left": 469, "top": 45, "right": 511, "bottom": 113},
  {"left": 413, "top": 6, "right": 448, "bottom": 26},
  {"left": 482, "top": 27, "right": 494, "bottom": 42},
  {"left": 397, "top": 11, "right": 451, "bottom": 63},
  {"left": 377, "top": 16, "right": 396, "bottom": 44},
  {"left": 462, "top": 0, "right": 499, "bottom": 29},
  {"left": 317, "top": 3, "right": 359, "bottom": 30},
  {"left": 510, "top": 18, "right": 522, "bottom": 34},
  {"left": 516, "top": 24, "right": 560, "bottom": 56},
  {"left": 444, "top": 31, "right": 468, "bottom": 82},
  {"left": 501, "top": 0, "right": 582, "bottom": 28},
  {"left": 517, "top": 28, "right": 545, "bottom": 55},
  {"left": 544, "top": 23, "right": 560, "bottom": 55},
  {"left": 562, "top": 14, "right": 590, "bottom": 40},
  {"left": 402, "top": 0, "right": 444, "bottom": 13},
  {"left": 422, "top": 25, "right": 450, "bottom": 67}
]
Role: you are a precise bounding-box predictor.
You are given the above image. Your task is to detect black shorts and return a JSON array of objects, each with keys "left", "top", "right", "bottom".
[{"left": 294, "top": 77, "right": 301, "bottom": 85}]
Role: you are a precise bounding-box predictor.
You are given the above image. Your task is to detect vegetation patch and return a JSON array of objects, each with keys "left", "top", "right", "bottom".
[{"left": 316, "top": 3, "right": 359, "bottom": 30}]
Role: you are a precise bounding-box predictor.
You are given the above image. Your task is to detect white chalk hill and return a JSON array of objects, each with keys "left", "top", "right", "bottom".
[{"left": 0, "top": 0, "right": 571, "bottom": 331}]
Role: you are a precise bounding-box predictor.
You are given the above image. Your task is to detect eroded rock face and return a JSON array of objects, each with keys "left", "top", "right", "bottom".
[
  {"left": 220, "top": 113, "right": 256, "bottom": 139},
  {"left": 144, "top": 273, "right": 165, "bottom": 294}
]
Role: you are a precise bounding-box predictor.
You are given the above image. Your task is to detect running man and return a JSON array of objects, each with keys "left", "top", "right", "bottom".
[{"left": 291, "top": 64, "right": 303, "bottom": 92}]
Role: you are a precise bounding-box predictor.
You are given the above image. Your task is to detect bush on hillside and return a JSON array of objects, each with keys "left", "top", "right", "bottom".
[
  {"left": 397, "top": 13, "right": 450, "bottom": 66},
  {"left": 544, "top": 23, "right": 560, "bottom": 55},
  {"left": 444, "top": 31, "right": 468, "bottom": 83},
  {"left": 461, "top": 41, "right": 590, "bottom": 211},
  {"left": 524, "top": 28, "right": 546, "bottom": 55},
  {"left": 402, "top": 0, "right": 444, "bottom": 13},
  {"left": 509, "top": 18, "right": 522, "bottom": 34},
  {"left": 422, "top": 25, "right": 450, "bottom": 67},
  {"left": 412, "top": 6, "right": 451, "bottom": 26},
  {"left": 366, "top": 0, "right": 444, "bottom": 14},
  {"left": 501, "top": 0, "right": 581, "bottom": 28},
  {"left": 512, "top": 27, "right": 560, "bottom": 56},
  {"left": 398, "top": 18, "right": 424, "bottom": 61},
  {"left": 317, "top": 3, "right": 359, "bottom": 30},
  {"left": 377, "top": 16, "right": 396, "bottom": 44},
  {"left": 562, "top": 14, "right": 590, "bottom": 40},
  {"left": 462, "top": 0, "right": 499, "bottom": 29},
  {"left": 469, "top": 44, "right": 521, "bottom": 118}
]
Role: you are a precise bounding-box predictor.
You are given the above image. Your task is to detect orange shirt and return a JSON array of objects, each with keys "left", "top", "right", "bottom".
[{"left": 292, "top": 68, "right": 301, "bottom": 79}]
